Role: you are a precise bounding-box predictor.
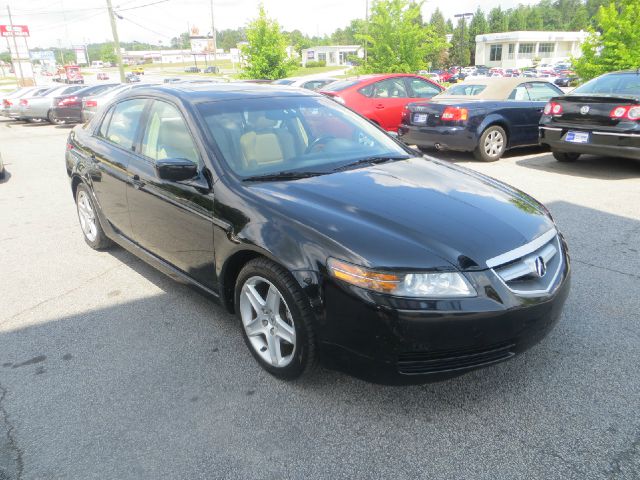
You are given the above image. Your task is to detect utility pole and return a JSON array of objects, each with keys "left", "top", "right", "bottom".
[
  {"left": 6, "top": 5, "right": 25, "bottom": 86},
  {"left": 106, "top": 0, "right": 125, "bottom": 83},
  {"left": 210, "top": 0, "right": 217, "bottom": 61},
  {"left": 364, "top": 0, "right": 368, "bottom": 63}
]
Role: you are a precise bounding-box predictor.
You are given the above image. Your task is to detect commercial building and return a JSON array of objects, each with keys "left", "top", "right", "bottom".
[
  {"left": 474, "top": 31, "right": 589, "bottom": 69},
  {"left": 301, "top": 45, "right": 363, "bottom": 67}
]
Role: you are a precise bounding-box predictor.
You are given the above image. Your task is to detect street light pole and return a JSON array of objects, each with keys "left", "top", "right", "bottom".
[
  {"left": 210, "top": 0, "right": 217, "bottom": 61},
  {"left": 453, "top": 12, "right": 474, "bottom": 69}
]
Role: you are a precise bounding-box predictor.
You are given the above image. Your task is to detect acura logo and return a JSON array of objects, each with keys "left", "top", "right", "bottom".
[
  {"left": 580, "top": 106, "right": 590, "bottom": 115},
  {"left": 534, "top": 256, "right": 547, "bottom": 278}
]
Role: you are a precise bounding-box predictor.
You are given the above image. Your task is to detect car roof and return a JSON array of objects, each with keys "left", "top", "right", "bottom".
[
  {"left": 118, "top": 82, "right": 320, "bottom": 103},
  {"left": 437, "top": 77, "right": 556, "bottom": 100}
]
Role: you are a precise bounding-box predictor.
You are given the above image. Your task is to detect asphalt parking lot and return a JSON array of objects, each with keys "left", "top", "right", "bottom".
[{"left": 1, "top": 119, "right": 639, "bottom": 480}]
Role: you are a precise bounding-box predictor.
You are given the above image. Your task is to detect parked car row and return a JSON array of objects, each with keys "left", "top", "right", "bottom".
[{"left": 397, "top": 71, "right": 639, "bottom": 163}]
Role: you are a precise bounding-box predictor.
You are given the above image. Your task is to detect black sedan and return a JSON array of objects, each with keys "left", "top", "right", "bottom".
[
  {"left": 52, "top": 83, "right": 120, "bottom": 124},
  {"left": 398, "top": 78, "right": 564, "bottom": 161},
  {"left": 65, "top": 84, "right": 570, "bottom": 383},
  {"left": 540, "top": 71, "right": 640, "bottom": 162}
]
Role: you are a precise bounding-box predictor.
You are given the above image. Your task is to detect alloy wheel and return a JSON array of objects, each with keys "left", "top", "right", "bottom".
[
  {"left": 484, "top": 130, "right": 505, "bottom": 158},
  {"left": 77, "top": 190, "right": 98, "bottom": 242},
  {"left": 239, "top": 276, "right": 296, "bottom": 368}
]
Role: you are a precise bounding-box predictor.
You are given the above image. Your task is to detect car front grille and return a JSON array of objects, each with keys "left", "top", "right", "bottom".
[
  {"left": 397, "top": 343, "right": 515, "bottom": 375},
  {"left": 487, "top": 229, "right": 563, "bottom": 296}
]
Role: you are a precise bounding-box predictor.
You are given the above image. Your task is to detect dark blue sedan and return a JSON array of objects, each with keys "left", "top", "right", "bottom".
[{"left": 398, "top": 78, "right": 564, "bottom": 161}]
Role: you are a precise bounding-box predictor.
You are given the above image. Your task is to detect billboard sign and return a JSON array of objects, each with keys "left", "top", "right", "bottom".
[
  {"left": 0, "top": 25, "right": 30, "bottom": 37},
  {"left": 73, "top": 45, "right": 88, "bottom": 65}
]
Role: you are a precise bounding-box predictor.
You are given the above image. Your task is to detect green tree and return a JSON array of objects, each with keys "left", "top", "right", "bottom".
[
  {"left": 488, "top": 7, "right": 508, "bottom": 32},
  {"left": 450, "top": 17, "right": 470, "bottom": 66},
  {"left": 240, "top": 4, "right": 295, "bottom": 80},
  {"left": 426, "top": 8, "right": 449, "bottom": 68},
  {"left": 217, "top": 28, "right": 246, "bottom": 51},
  {"left": 468, "top": 8, "right": 488, "bottom": 65},
  {"left": 573, "top": 0, "right": 640, "bottom": 80},
  {"left": 357, "top": 0, "right": 446, "bottom": 73},
  {"left": 527, "top": 8, "right": 544, "bottom": 30},
  {"left": 100, "top": 43, "right": 117, "bottom": 64},
  {"left": 508, "top": 6, "right": 528, "bottom": 31},
  {"left": 170, "top": 32, "right": 190, "bottom": 49}
]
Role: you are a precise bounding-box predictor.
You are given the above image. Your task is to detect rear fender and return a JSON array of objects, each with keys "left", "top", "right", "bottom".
[{"left": 476, "top": 114, "right": 510, "bottom": 146}]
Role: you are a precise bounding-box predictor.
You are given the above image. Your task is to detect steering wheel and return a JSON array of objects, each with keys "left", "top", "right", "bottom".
[{"left": 305, "top": 136, "right": 334, "bottom": 154}]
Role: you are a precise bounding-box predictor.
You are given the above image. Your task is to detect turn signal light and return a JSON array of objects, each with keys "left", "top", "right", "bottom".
[
  {"left": 610, "top": 105, "right": 640, "bottom": 120},
  {"left": 84, "top": 99, "right": 97, "bottom": 108},
  {"left": 58, "top": 96, "right": 78, "bottom": 107},
  {"left": 543, "top": 102, "right": 563, "bottom": 116},
  {"left": 441, "top": 107, "right": 468, "bottom": 122},
  {"left": 327, "top": 259, "right": 400, "bottom": 293},
  {"left": 2, "top": 99, "right": 11, "bottom": 107},
  {"left": 19, "top": 99, "right": 28, "bottom": 106}
]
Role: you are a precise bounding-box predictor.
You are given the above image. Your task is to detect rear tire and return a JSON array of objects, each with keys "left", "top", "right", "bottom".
[
  {"left": 474, "top": 126, "right": 507, "bottom": 162},
  {"left": 235, "top": 258, "right": 317, "bottom": 380},
  {"left": 47, "top": 110, "right": 64, "bottom": 125},
  {"left": 553, "top": 151, "right": 580, "bottom": 162}
]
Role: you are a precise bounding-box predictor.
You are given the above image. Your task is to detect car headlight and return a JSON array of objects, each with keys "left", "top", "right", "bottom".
[{"left": 327, "top": 258, "right": 476, "bottom": 298}]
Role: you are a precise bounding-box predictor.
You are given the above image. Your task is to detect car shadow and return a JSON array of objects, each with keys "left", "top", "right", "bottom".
[
  {"left": 515, "top": 153, "right": 640, "bottom": 180},
  {"left": 422, "top": 145, "right": 549, "bottom": 163}
]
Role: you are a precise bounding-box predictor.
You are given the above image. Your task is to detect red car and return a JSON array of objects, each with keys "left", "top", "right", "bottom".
[{"left": 319, "top": 74, "right": 443, "bottom": 132}]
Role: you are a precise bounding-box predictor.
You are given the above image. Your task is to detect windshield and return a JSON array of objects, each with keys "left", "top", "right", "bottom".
[
  {"left": 571, "top": 73, "right": 640, "bottom": 96},
  {"left": 441, "top": 84, "right": 487, "bottom": 96},
  {"left": 197, "top": 95, "right": 409, "bottom": 178},
  {"left": 272, "top": 79, "right": 295, "bottom": 85}
]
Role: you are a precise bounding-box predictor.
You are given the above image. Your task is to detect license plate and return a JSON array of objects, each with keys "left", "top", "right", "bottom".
[
  {"left": 565, "top": 131, "right": 589, "bottom": 144},
  {"left": 413, "top": 113, "right": 428, "bottom": 124}
]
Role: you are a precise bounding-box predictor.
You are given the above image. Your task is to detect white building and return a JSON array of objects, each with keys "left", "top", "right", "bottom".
[
  {"left": 301, "top": 45, "right": 363, "bottom": 67},
  {"left": 475, "top": 31, "right": 589, "bottom": 69}
]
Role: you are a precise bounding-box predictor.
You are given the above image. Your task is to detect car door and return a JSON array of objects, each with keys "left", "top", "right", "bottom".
[
  {"left": 360, "top": 77, "right": 412, "bottom": 131},
  {"left": 88, "top": 98, "right": 149, "bottom": 239},
  {"left": 504, "top": 83, "right": 536, "bottom": 146},
  {"left": 524, "top": 82, "right": 564, "bottom": 142},
  {"left": 126, "top": 99, "right": 216, "bottom": 290}
]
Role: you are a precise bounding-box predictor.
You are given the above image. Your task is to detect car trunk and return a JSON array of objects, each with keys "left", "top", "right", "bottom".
[{"left": 552, "top": 95, "right": 640, "bottom": 128}]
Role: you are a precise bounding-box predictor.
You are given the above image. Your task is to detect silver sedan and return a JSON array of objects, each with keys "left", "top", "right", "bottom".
[{"left": 19, "top": 85, "right": 85, "bottom": 123}]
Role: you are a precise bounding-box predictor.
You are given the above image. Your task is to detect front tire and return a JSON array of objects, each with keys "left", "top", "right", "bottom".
[
  {"left": 235, "top": 258, "right": 317, "bottom": 380},
  {"left": 553, "top": 151, "right": 580, "bottom": 162},
  {"left": 75, "top": 184, "right": 112, "bottom": 250},
  {"left": 474, "top": 126, "right": 507, "bottom": 162}
]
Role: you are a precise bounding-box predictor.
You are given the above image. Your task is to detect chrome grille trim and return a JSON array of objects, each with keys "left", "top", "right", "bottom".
[
  {"left": 496, "top": 242, "right": 557, "bottom": 282},
  {"left": 486, "top": 228, "right": 557, "bottom": 268}
]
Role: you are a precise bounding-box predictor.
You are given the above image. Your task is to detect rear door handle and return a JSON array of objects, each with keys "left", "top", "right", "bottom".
[{"left": 132, "top": 174, "right": 145, "bottom": 190}]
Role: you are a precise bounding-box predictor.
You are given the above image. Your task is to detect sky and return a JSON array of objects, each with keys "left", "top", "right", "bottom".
[{"left": 1, "top": 0, "right": 540, "bottom": 50}]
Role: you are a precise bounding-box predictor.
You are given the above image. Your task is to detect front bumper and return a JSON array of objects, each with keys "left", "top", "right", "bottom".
[
  {"left": 398, "top": 124, "right": 477, "bottom": 152},
  {"left": 318, "top": 248, "right": 571, "bottom": 384},
  {"left": 540, "top": 125, "right": 640, "bottom": 160}
]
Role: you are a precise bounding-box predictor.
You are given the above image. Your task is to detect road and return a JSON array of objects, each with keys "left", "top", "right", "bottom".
[{"left": 0, "top": 120, "right": 639, "bottom": 479}]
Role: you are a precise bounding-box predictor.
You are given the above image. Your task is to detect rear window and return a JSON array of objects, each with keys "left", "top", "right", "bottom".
[
  {"left": 321, "top": 79, "right": 360, "bottom": 92},
  {"left": 571, "top": 73, "right": 640, "bottom": 96},
  {"left": 443, "top": 84, "right": 487, "bottom": 96},
  {"left": 272, "top": 79, "right": 295, "bottom": 85}
]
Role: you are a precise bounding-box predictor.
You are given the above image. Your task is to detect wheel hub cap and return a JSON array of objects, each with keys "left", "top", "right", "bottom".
[
  {"left": 239, "top": 276, "right": 296, "bottom": 368},
  {"left": 77, "top": 191, "right": 98, "bottom": 242}
]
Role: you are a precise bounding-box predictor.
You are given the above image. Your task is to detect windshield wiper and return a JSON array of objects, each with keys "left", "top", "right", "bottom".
[
  {"left": 331, "top": 155, "right": 410, "bottom": 172},
  {"left": 242, "top": 170, "right": 327, "bottom": 182}
]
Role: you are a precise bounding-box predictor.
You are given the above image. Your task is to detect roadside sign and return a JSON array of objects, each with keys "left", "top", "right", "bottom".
[{"left": 0, "top": 25, "right": 30, "bottom": 37}]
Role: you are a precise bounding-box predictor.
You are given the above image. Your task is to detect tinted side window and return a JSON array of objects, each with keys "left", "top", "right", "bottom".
[
  {"left": 104, "top": 98, "right": 148, "bottom": 151},
  {"left": 526, "top": 82, "right": 562, "bottom": 101},
  {"left": 371, "top": 78, "right": 408, "bottom": 98},
  {"left": 97, "top": 107, "right": 114, "bottom": 138},
  {"left": 408, "top": 78, "right": 441, "bottom": 98},
  {"left": 141, "top": 101, "right": 199, "bottom": 164}
]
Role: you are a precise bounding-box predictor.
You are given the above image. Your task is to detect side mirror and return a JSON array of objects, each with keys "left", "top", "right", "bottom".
[{"left": 156, "top": 158, "right": 198, "bottom": 182}]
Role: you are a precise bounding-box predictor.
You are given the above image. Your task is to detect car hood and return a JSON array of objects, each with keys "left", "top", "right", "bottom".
[{"left": 248, "top": 157, "right": 554, "bottom": 271}]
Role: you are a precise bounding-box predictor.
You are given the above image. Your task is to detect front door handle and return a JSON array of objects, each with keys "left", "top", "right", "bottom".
[
  {"left": 375, "top": 104, "right": 385, "bottom": 109},
  {"left": 132, "top": 174, "right": 145, "bottom": 190}
]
